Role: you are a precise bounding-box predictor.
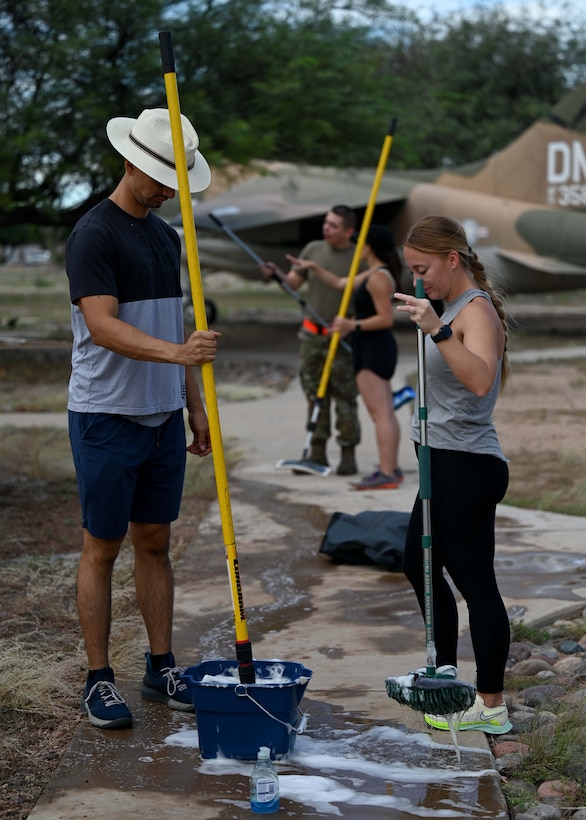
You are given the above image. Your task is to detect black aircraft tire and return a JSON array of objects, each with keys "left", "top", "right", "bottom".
[{"left": 205, "top": 299, "right": 218, "bottom": 325}]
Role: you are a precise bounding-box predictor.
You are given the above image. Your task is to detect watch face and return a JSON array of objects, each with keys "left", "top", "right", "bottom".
[{"left": 433, "top": 325, "right": 452, "bottom": 342}]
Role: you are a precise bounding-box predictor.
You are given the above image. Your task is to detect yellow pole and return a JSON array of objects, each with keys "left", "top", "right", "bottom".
[
  {"left": 159, "top": 31, "right": 254, "bottom": 683},
  {"left": 315, "top": 118, "right": 397, "bottom": 400}
]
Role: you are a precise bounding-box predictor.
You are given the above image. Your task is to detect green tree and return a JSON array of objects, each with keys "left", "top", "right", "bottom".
[
  {"left": 386, "top": 3, "right": 586, "bottom": 167},
  {"left": 0, "top": 0, "right": 414, "bottom": 229},
  {"left": 0, "top": 0, "right": 169, "bottom": 229},
  {"left": 169, "top": 0, "right": 408, "bottom": 167}
]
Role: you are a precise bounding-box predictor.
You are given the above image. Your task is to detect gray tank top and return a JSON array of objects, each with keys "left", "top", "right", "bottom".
[{"left": 410, "top": 288, "right": 507, "bottom": 461}]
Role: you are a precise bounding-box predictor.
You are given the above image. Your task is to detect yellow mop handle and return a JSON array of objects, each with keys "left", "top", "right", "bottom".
[
  {"left": 315, "top": 118, "right": 397, "bottom": 399},
  {"left": 159, "top": 32, "right": 254, "bottom": 681}
]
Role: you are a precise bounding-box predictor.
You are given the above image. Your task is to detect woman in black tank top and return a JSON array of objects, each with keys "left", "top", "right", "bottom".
[{"left": 291, "top": 225, "right": 404, "bottom": 490}]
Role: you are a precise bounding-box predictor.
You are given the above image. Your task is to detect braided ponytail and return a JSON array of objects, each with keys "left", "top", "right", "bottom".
[{"left": 463, "top": 248, "right": 510, "bottom": 389}]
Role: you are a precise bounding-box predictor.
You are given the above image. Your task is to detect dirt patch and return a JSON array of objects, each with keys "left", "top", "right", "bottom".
[{"left": 495, "top": 359, "right": 586, "bottom": 515}]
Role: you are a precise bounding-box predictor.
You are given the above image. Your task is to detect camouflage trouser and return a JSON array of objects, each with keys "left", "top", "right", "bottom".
[{"left": 298, "top": 334, "right": 360, "bottom": 448}]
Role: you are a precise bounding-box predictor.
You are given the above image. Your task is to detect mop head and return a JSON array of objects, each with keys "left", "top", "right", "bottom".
[
  {"left": 275, "top": 458, "right": 331, "bottom": 477},
  {"left": 385, "top": 672, "right": 476, "bottom": 716}
]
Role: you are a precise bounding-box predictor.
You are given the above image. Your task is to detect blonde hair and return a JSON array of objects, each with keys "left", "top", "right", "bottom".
[{"left": 404, "top": 215, "right": 510, "bottom": 389}]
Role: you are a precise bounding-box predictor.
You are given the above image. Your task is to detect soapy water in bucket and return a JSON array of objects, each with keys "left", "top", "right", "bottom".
[
  {"left": 200, "top": 661, "right": 310, "bottom": 687},
  {"left": 186, "top": 659, "right": 313, "bottom": 760}
]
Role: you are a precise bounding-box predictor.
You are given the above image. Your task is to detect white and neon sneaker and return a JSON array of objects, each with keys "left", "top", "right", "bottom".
[{"left": 425, "top": 693, "right": 512, "bottom": 735}]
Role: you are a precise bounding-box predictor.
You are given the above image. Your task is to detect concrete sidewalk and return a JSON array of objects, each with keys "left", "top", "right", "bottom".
[{"left": 14, "top": 349, "right": 586, "bottom": 819}]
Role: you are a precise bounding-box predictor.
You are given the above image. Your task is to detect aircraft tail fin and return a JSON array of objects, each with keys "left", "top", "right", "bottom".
[
  {"left": 546, "top": 82, "right": 586, "bottom": 133},
  {"left": 436, "top": 83, "right": 586, "bottom": 209}
]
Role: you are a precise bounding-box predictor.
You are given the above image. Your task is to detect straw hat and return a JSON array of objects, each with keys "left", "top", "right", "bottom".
[{"left": 106, "top": 108, "right": 211, "bottom": 193}]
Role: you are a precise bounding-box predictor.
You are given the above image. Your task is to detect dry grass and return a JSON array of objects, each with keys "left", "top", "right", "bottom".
[
  {"left": 0, "top": 424, "right": 237, "bottom": 711},
  {"left": 0, "top": 419, "right": 236, "bottom": 819},
  {"left": 0, "top": 647, "right": 80, "bottom": 718},
  {"left": 0, "top": 526, "right": 145, "bottom": 717}
]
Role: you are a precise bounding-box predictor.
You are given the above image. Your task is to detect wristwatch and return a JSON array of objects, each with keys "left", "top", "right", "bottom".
[
  {"left": 355, "top": 322, "right": 362, "bottom": 332},
  {"left": 431, "top": 324, "right": 453, "bottom": 343}
]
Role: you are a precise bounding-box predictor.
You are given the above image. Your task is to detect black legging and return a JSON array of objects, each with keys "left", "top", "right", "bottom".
[{"left": 402, "top": 447, "right": 510, "bottom": 694}]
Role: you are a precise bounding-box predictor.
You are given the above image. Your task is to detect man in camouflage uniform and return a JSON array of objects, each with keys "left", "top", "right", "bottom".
[{"left": 262, "top": 205, "right": 361, "bottom": 475}]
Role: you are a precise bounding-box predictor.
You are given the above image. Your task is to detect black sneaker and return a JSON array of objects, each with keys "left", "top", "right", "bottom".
[
  {"left": 141, "top": 652, "right": 194, "bottom": 712},
  {"left": 82, "top": 668, "right": 133, "bottom": 729}
]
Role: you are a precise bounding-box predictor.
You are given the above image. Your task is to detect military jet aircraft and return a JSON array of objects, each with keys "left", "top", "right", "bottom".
[{"left": 180, "top": 81, "right": 586, "bottom": 300}]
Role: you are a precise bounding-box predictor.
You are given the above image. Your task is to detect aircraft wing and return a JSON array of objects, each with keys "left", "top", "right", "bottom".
[
  {"left": 497, "top": 248, "right": 586, "bottom": 276},
  {"left": 492, "top": 248, "right": 586, "bottom": 293},
  {"left": 188, "top": 164, "right": 410, "bottom": 232},
  {"left": 191, "top": 194, "right": 333, "bottom": 231}
]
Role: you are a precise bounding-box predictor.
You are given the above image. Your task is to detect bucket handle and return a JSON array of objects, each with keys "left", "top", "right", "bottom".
[{"left": 235, "top": 684, "right": 309, "bottom": 735}]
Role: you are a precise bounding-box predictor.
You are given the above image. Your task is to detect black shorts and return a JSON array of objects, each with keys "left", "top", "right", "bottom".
[{"left": 352, "top": 329, "right": 397, "bottom": 381}]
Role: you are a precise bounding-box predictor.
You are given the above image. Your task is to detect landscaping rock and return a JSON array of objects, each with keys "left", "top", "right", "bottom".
[
  {"left": 518, "top": 685, "right": 567, "bottom": 707},
  {"left": 558, "top": 639, "right": 585, "bottom": 654},
  {"left": 493, "top": 740, "right": 530, "bottom": 757},
  {"left": 548, "top": 620, "right": 578, "bottom": 638},
  {"left": 496, "top": 751, "right": 529, "bottom": 775},
  {"left": 553, "top": 656, "right": 586, "bottom": 675},
  {"left": 512, "top": 658, "right": 556, "bottom": 676},
  {"left": 537, "top": 779, "right": 581, "bottom": 802},
  {"left": 513, "top": 805, "right": 562, "bottom": 819},
  {"left": 510, "top": 641, "right": 532, "bottom": 662},
  {"left": 567, "top": 689, "right": 586, "bottom": 705},
  {"left": 531, "top": 647, "right": 560, "bottom": 663},
  {"left": 535, "top": 670, "right": 556, "bottom": 679},
  {"left": 510, "top": 710, "right": 557, "bottom": 734}
]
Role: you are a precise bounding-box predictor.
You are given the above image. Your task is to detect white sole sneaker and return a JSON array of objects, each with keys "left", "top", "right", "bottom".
[{"left": 425, "top": 694, "right": 512, "bottom": 735}]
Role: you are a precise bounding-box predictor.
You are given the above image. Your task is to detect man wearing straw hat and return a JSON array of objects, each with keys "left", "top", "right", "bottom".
[{"left": 66, "top": 108, "right": 220, "bottom": 730}]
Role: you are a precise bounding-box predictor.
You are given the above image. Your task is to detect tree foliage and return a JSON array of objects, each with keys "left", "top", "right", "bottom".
[
  {"left": 389, "top": 3, "right": 586, "bottom": 168},
  {"left": 0, "top": 0, "right": 171, "bottom": 229},
  {"left": 1, "top": 0, "right": 586, "bottom": 231}
]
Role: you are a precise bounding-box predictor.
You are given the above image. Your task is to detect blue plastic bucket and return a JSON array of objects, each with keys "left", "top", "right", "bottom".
[{"left": 184, "top": 659, "right": 312, "bottom": 760}]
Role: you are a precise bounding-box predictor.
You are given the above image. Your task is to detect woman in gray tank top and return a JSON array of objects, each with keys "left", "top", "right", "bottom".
[{"left": 394, "top": 214, "right": 512, "bottom": 736}]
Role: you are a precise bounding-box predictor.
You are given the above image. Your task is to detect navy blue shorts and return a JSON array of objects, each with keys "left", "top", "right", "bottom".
[{"left": 68, "top": 409, "right": 187, "bottom": 540}]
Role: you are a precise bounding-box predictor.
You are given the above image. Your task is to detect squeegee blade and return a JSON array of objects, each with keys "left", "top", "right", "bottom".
[{"left": 275, "top": 459, "right": 331, "bottom": 477}]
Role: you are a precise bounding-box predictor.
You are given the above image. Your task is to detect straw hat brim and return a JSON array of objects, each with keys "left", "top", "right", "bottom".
[{"left": 107, "top": 116, "right": 211, "bottom": 193}]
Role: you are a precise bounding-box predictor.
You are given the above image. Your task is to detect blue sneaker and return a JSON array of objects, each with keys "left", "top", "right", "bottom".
[
  {"left": 82, "top": 668, "right": 133, "bottom": 729},
  {"left": 393, "top": 385, "right": 416, "bottom": 410},
  {"left": 141, "top": 652, "right": 194, "bottom": 712}
]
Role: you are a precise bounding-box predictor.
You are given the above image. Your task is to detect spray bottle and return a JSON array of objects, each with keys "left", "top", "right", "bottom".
[{"left": 250, "top": 745, "right": 279, "bottom": 814}]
